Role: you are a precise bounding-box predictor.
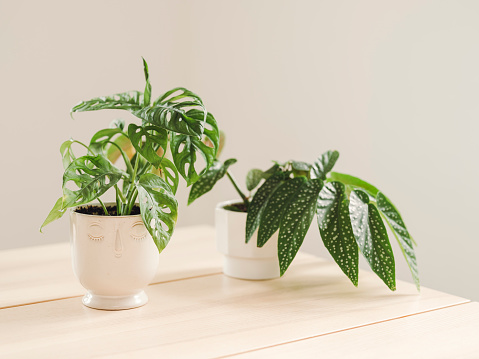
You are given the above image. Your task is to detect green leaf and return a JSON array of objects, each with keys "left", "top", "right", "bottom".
[
  {"left": 349, "top": 190, "right": 396, "bottom": 290},
  {"left": 278, "top": 179, "right": 324, "bottom": 275},
  {"left": 312, "top": 150, "right": 339, "bottom": 180},
  {"left": 170, "top": 110, "right": 220, "bottom": 186},
  {"left": 246, "top": 169, "right": 264, "bottom": 191},
  {"left": 40, "top": 197, "right": 67, "bottom": 232},
  {"left": 127, "top": 123, "right": 168, "bottom": 168},
  {"left": 292, "top": 161, "right": 311, "bottom": 178},
  {"left": 71, "top": 91, "right": 143, "bottom": 114},
  {"left": 62, "top": 155, "right": 124, "bottom": 208},
  {"left": 316, "top": 182, "right": 358, "bottom": 286},
  {"left": 89, "top": 128, "right": 124, "bottom": 155},
  {"left": 136, "top": 174, "right": 178, "bottom": 253},
  {"left": 158, "top": 158, "right": 180, "bottom": 195},
  {"left": 376, "top": 192, "right": 419, "bottom": 290},
  {"left": 257, "top": 177, "right": 307, "bottom": 247},
  {"left": 329, "top": 172, "right": 380, "bottom": 197},
  {"left": 246, "top": 171, "right": 289, "bottom": 243},
  {"left": 142, "top": 57, "right": 151, "bottom": 106},
  {"left": 135, "top": 87, "right": 207, "bottom": 137},
  {"left": 109, "top": 118, "right": 125, "bottom": 130},
  {"left": 60, "top": 139, "right": 77, "bottom": 169},
  {"left": 188, "top": 159, "right": 237, "bottom": 205}
]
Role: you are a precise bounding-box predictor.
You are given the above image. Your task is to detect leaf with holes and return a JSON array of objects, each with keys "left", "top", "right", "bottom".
[
  {"left": 158, "top": 158, "right": 180, "bottom": 195},
  {"left": 134, "top": 89, "right": 207, "bottom": 137},
  {"left": 170, "top": 110, "right": 220, "bottom": 186},
  {"left": 136, "top": 174, "right": 178, "bottom": 253},
  {"left": 246, "top": 171, "right": 289, "bottom": 243},
  {"left": 60, "top": 139, "right": 77, "bottom": 169},
  {"left": 377, "top": 192, "right": 419, "bottom": 290},
  {"left": 128, "top": 123, "right": 168, "bottom": 168},
  {"left": 257, "top": 177, "right": 307, "bottom": 247},
  {"left": 317, "top": 182, "right": 358, "bottom": 286},
  {"left": 349, "top": 190, "right": 396, "bottom": 290},
  {"left": 278, "top": 179, "right": 324, "bottom": 275},
  {"left": 312, "top": 150, "right": 339, "bottom": 180},
  {"left": 188, "top": 159, "right": 237, "bottom": 205},
  {"left": 89, "top": 128, "right": 124, "bottom": 155},
  {"left": 62, "top": 155, "right": 124, "bottom": 208},
  {"left": 71, "top": 91, "right": 143, "bottom": 115}
]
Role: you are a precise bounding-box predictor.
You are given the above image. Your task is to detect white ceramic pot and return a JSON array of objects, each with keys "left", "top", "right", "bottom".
[
  {"left": 216, "top": 200, "right": 280, "bottom": 280},
  {"left": 70, "top": 204, "right": 159, "bottom": 310}
]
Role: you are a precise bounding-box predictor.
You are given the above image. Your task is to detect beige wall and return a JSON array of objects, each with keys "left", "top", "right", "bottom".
[{"left": 1, "top": 0, "right": 478, "bottom": 301}]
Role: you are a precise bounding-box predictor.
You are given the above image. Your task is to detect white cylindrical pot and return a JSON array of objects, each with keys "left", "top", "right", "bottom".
[
  {"left": 70, "top": 205, "right": 159, "bottom": 310},
  {"left": 216, "top": 200, "right": 280, "bottom": 280}
]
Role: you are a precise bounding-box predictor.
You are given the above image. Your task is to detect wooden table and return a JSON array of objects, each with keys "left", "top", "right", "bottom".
[{"left": 1, "top": 225, "right": 478, "bottom": 358}]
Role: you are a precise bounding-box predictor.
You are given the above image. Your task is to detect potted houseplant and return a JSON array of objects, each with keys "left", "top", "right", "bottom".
[
  {"left": 40, "top": 59, "right": 220, "bottom": 310},
  {"left": 188, "top": 150, "right": 419, "bottom": 291}
]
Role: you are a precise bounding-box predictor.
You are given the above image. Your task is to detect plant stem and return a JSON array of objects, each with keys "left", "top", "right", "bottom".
[
  {"left": 115, "top": 184, "right": 127, "bottom": 203},
  {"left": 97, "top": 198, "right": 109, "bottom": 216},
  {"left": 226, "top": 171, "right": 249, "bottom": 209},
  {"left": 106, "top": 140, "right": 134, "bottom": 176}
]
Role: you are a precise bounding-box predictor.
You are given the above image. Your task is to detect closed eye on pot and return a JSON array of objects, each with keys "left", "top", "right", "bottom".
[
  {"left": 130, "top": 221, "right": 147, "bottom": 240},
  {"left": 88, "top": 223, "right": 104, "bottom": 241}
]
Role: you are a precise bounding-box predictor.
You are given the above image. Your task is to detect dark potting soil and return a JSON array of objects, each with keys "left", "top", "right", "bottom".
[
  {"left": 74, "top": 205, "right": 141, "bottom": 216},
  {"left": 223, "top": 202, "right": 248, "bottom": 213}
]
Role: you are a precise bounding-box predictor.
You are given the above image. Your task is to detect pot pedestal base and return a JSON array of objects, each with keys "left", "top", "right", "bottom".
[
  {"left": 82, "top": 291, "right": 148, "bottom": 310},
  {"left": 223, "top": 255, "right": 280, "bottom": 280}
]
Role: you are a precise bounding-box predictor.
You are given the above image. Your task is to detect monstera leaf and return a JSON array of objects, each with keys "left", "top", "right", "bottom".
[
  {"left": 278, "top": 179, "right": 323, "bottom": 275},
  {"left": 71, "top": 91, "right": 144, "bottom": 114},
  {"left": 62, "top": 155, "right": 124, "bottom": 208},
  {"left": 136, "top": 174, "right": 178, "bottom": 253},
  {"left": 188, "top": 159, "right": 237, "bottom": 205},
  {"left": 312, "top": 150, "right": 339, "bottom": 180},
  {"left": 349, "top": 190, "right": 396, "bottom": 290},
  {"left": 157, "top": 158, "right": 180, "bottom": 195},
  {"left": 127, "top": 123, "right": 168, "bottom": 168},
  {"left": 170, "top": 110, "right": 220, "bottom": 186},
  {"left": 317, "top": 182, "right": 359, "bottom": 286}
]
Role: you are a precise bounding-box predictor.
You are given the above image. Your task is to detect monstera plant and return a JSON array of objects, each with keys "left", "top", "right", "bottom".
[
  {"left": 189, "top": 151, "right": 419, "bottom": 291},
  {"left": 41, "top": 58, "right": 220, "bottom": 253}
]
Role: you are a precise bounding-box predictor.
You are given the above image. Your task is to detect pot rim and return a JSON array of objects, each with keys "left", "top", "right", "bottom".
[
  {"left": 70, "top": 202, "right": 142, "bottom": 219},
  {"left": 216, "top": 199, "right": 248, "bottom": 213}
]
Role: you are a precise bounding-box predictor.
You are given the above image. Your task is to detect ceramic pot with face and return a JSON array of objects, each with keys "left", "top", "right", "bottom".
[
  {"left": 215, "top": 200, "right": 280, "bottom": 280},
  {"left": 70, "top": 205, "right": 159, "bottom": 310}
]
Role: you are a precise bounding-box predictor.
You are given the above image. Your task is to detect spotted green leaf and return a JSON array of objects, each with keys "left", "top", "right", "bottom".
[
  {"left": 128, "top": 123, "right": 168, "bottom": 168},
  {"left": 136, "top": 174, "right": 178, "bottom": 253},
  {"left": 257, "top": 177, "right": 307, "bottom": 247},
  {"left": 349, "top": 190, "right": 396, "bottom": 290},
  {"left": 170, "top": 110, "right": 220, "bottom": 186},
  {"left": 278, "top": 179, "right": 324, "bottom": 275},
  {"left": 312, "top": 150, "right": 339, "bottom": 180},
  {"left": 246, "top": 171, "right": 289, "bottom": 243},
  {"left": 62, "top": 155, "right": 124, "bottom": 208},
  {"left": 317, "top": 182, "right": 358, "bottom": 286},
  {"left": 188, "top": 159, "right": 237, "bottom": 205},
  {"left": 377, "top": 192, "right": 419, "bottom": 290}
]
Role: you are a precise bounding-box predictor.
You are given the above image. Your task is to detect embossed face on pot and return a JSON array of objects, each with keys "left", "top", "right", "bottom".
[{"left": 86, "top": 219, "right": 149, "bottom": 258}]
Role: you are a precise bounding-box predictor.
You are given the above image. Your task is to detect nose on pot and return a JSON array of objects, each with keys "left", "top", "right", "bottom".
[{"left": 115, "top": 229, "right": 123, "bottom": 258}]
